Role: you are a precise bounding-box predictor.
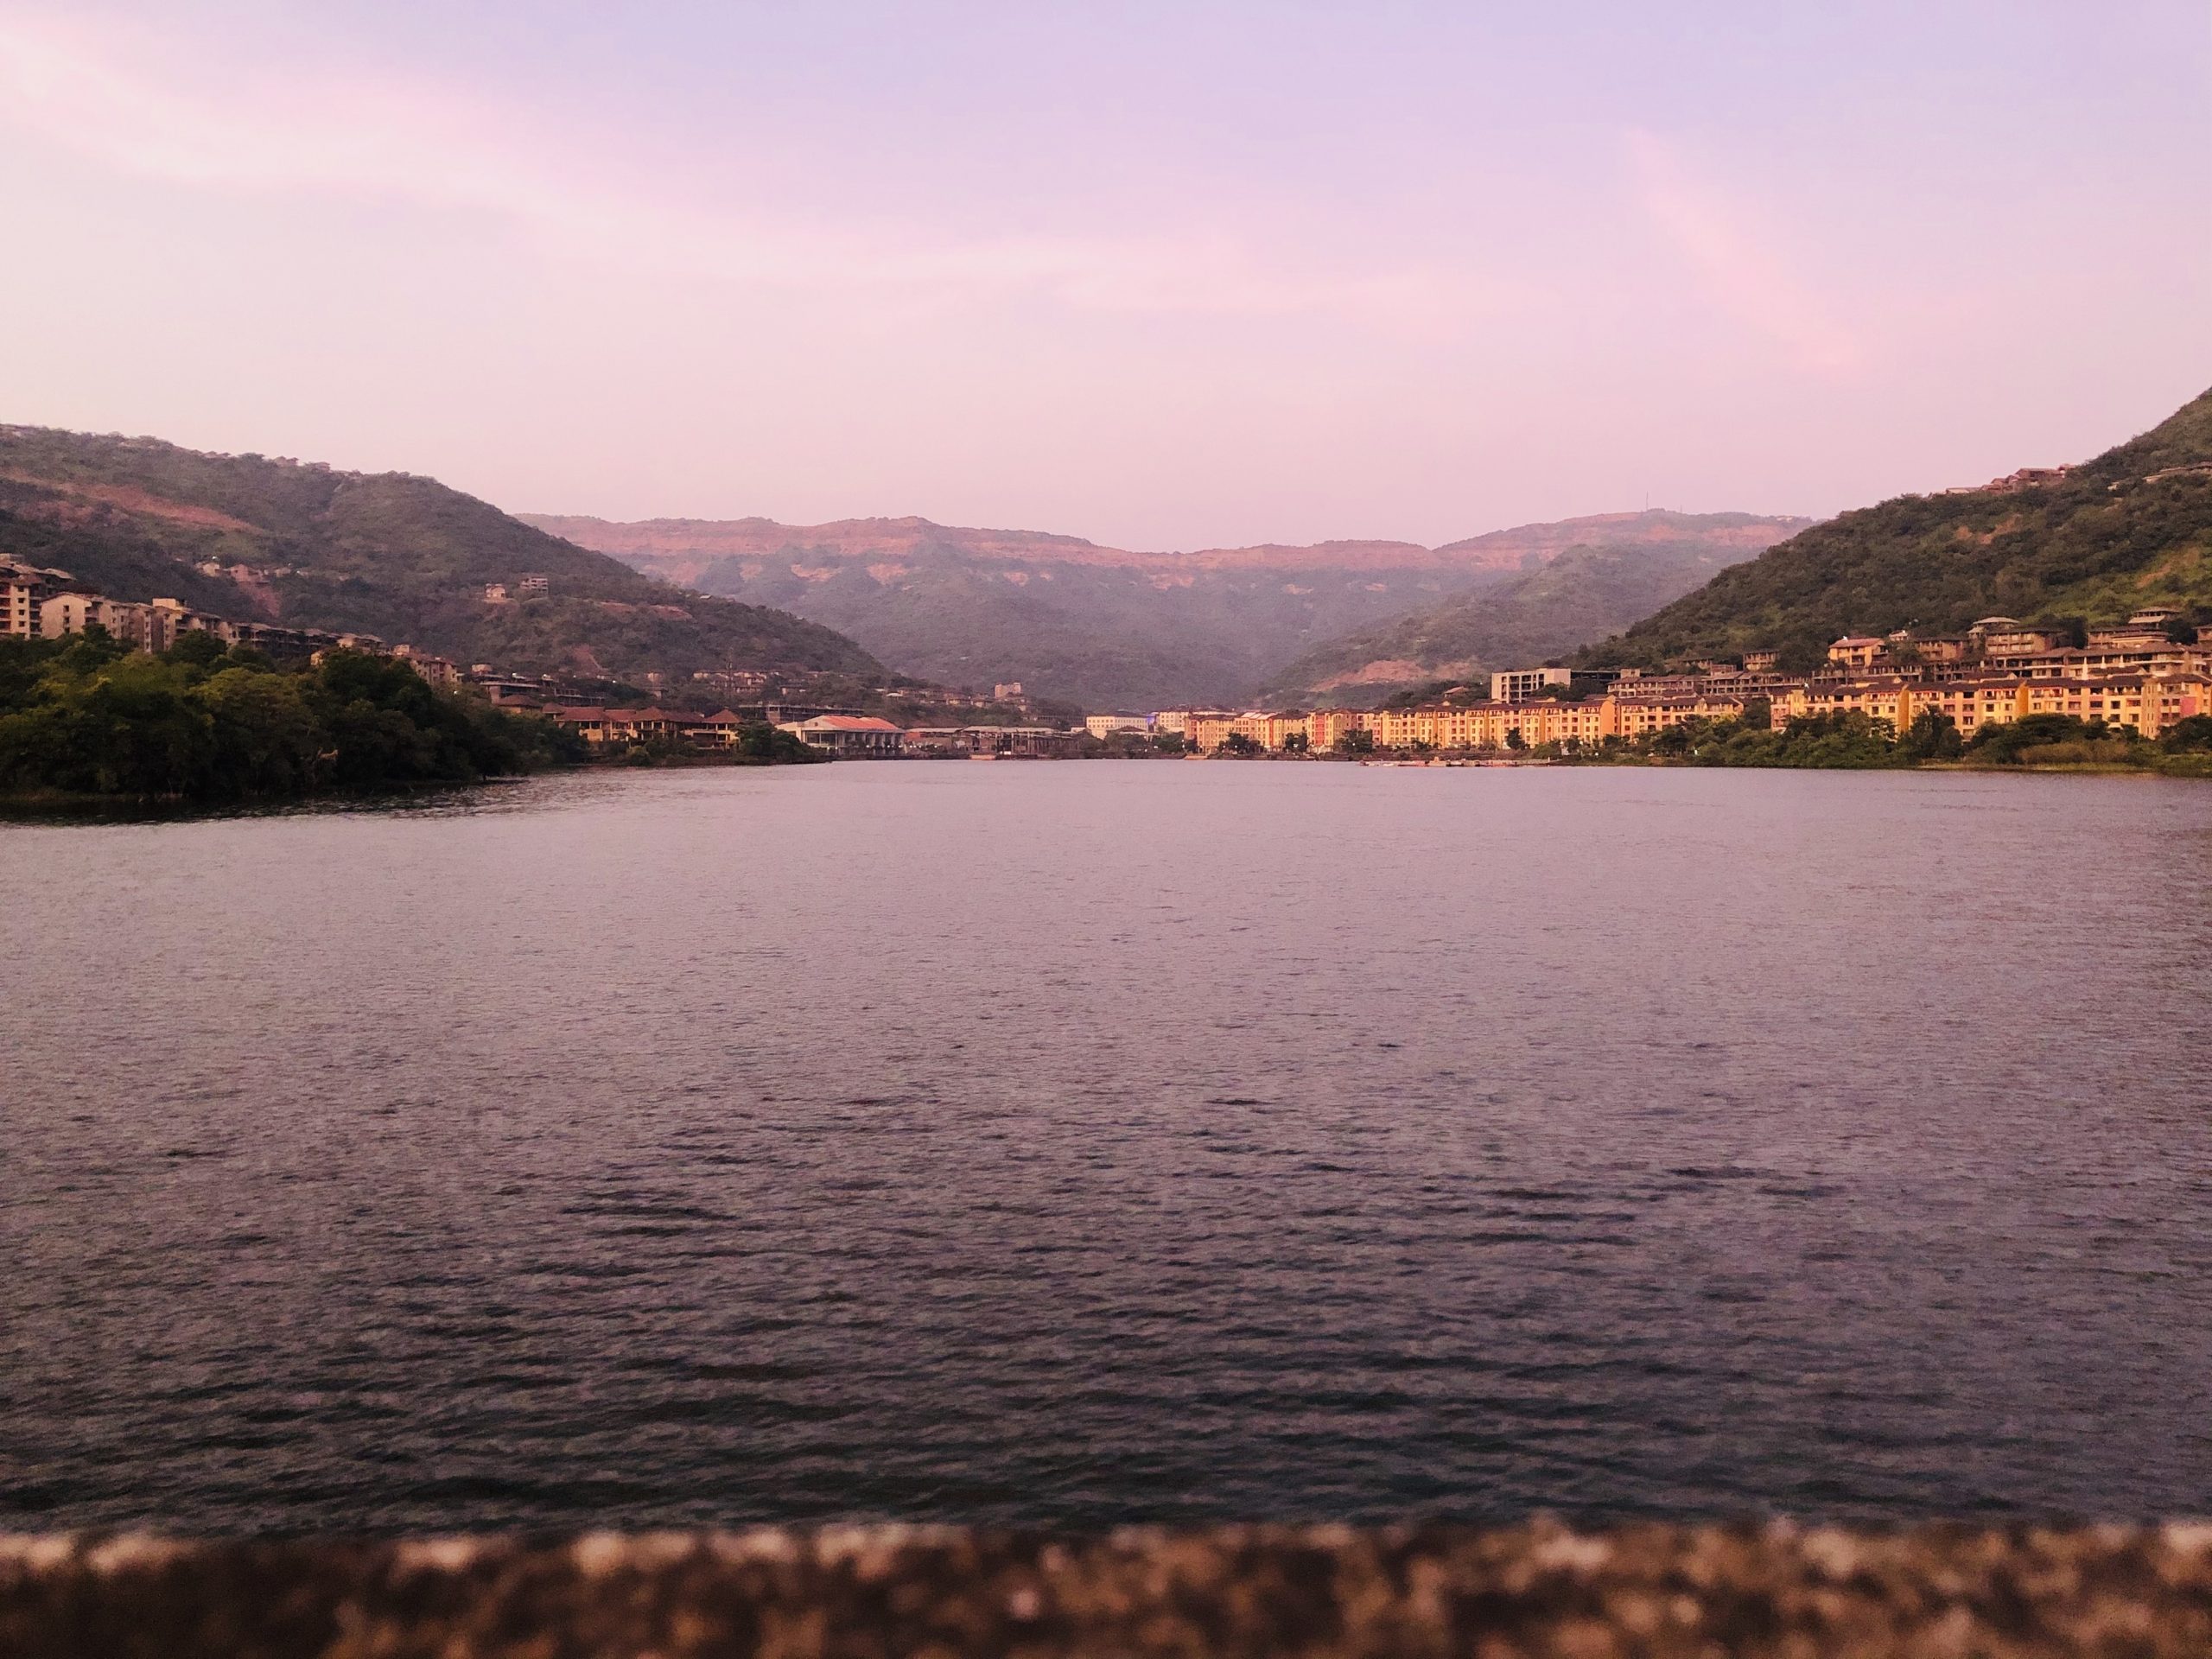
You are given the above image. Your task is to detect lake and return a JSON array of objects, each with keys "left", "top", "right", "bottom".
[{"left": 4, "top": 761, "right": 2210, "bottom": 1531}]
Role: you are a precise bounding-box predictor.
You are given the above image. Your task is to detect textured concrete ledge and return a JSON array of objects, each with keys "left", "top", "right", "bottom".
[{"left": 6, "top": 1522, "right": 2212, "bottom": 1657}]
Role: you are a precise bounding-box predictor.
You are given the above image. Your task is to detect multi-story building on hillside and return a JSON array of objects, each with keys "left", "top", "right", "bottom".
[
  {"left": 41, "top": 592, "right": 151, "bottom": 646},
  {"left": 1609, "top": 667, "right": 1793, "bottom": 700},
  {"left": 2, "top": 561, "right": 57, "bottom": 638},
  {"left": 1827, "top": 636, "right": 1888, "bottom": 670},
  {"left": 1490, "top": 666, "right": 1621, "bottom": 702},
  {"left": 392, "top": 645, "right": 464, "bottom": 690},
  {"left": 40, "top": 592, "right": 226, "bottom": 652},
  {"left": 1800, "top": 613, "right": 2208, "bottom": 688}
]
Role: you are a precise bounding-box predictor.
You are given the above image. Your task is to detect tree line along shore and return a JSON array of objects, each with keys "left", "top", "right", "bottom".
[
  {"left": 0, "top": 629, "right": 824, "bottom": 805},
  {"left": 5, "top": 621, "right": 2210, "bottom": 805}
]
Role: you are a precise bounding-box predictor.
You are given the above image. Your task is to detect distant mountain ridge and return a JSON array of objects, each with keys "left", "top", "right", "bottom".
[
  {"left": 1261, "top": 519, "right": 1796, "bottom": 707},
  {"left": 527, "top": 509, "right": 1808, "bottom": 708},
  {"left": 1580, "top": 386, "right": 2212, "bottom": 671},
  {"left": 0, "top": 427, "right": 880, "bottom": 684}
]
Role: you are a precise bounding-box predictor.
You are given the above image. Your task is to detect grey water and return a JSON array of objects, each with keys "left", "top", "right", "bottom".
[{"left": 4, "top": 762, "right": 2210, "bottom": 1532}]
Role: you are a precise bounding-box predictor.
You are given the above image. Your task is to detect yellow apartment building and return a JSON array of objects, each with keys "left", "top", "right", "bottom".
[
  {"left": 1599, "top": 695, "right": 1748, "bottom": 741},
  {"left": 2017, "top": 674, "right": 2208, "bottom": 736},
  {"left": 1253, "top": 695, "right": 1743, "bottom": 753},
  {"left": 1774, "top": 673, "right": 2209, "bottom": 740},
  {"left": 1827, "top": 636, "right": 1888, "bottom": 669},
  {"left": 1184, "top": 712, "right": 1239, "bottom": 752},
  {"left": 1234, "top": 712, "right": 1308, "bottom": 750}
]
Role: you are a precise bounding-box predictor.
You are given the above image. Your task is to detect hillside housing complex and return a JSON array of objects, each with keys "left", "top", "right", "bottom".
[
  {"left": 3, "top": 557, "right": 465, "bottom": 684},
  {"left": 11, "top": 553, "right": 2203, "bottom": 760},
  {"left": 1178, "top": 610, "right": 2211, "bottom": 753}
]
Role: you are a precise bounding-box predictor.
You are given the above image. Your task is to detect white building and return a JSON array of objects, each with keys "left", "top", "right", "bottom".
[
  {"left": 777, "top": 715, "right": 906, "bottom": 758},
  {"left": 1491, "top": 667, "right": 1573, "bottom": 703}
]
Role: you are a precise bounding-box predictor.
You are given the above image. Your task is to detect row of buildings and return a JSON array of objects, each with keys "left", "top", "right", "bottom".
[
  {"left": 1774, "top": 672, "right": 2209, "bottom": 740},
  {"left": 1179, "top": 692, "right": 1760, "bottom": 754},
  {"left": 3, "top": 558, "right": 467, "bottom": 685},
  {"left": 1172, "top": 609, "right": 2211, "bottom": 753}
]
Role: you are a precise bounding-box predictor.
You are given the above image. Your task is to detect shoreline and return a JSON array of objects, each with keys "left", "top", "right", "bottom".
[{"left": 7, "top": 753, "right": 2207, "bottom": 813}]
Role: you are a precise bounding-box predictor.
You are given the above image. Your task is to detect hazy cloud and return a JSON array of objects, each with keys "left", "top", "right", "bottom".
[
  {"left": 1626, "top": 129, "right": 1866, "bottom": 378},
  {"left": 0, "top": 10, "right": 1471, "bottom": 321}
]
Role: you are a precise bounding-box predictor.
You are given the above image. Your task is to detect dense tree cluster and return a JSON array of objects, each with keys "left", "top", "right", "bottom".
[{"left": 0, "top": 631, "right": 578, "bottom": 800}]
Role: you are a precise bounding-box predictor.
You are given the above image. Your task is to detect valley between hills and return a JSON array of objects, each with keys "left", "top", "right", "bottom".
[{"left": 524, "top": 509, "right": 1808, "bottom": 709}]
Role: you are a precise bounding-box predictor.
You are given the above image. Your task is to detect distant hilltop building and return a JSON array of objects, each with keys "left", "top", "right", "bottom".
[
  {"left": 517, "top": 575, "right": 550, "bottom": 599},
  {"left": 1944, "top": 464, "right": 2072, "bottom": 496},
  {"left": 483, "top": 582, "right": 511, "bottom": 603},
  {"left": 992, "top": 681, "right": 1023, "bottom": 701}
]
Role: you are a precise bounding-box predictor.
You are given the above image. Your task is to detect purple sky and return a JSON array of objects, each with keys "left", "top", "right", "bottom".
[{"left": 2, "top": 2, "right": 2207, "bottom": 549}]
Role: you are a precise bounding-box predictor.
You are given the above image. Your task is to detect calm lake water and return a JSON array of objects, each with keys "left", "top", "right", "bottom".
[{"left": 4, "top": 762, "right": 2211, "bottom": 1532}]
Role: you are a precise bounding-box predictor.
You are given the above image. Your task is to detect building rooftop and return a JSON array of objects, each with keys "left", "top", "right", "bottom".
[{"left": 785, "top": 715, "right": 904, "bottom": 733}]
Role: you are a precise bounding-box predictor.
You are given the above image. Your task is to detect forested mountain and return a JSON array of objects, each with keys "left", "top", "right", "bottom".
[
  {"left": 1582, "top": 387, "right": 2212, "bottom": 671},
  {"left": 1258, "top": 515, "right": 1798, "bottom": 706},
  {"left": 528, "top": 509, "right": 1806, "bottom": 708},
  {"left": 0, "top": 428, "right": 880, "bottom": 683}
]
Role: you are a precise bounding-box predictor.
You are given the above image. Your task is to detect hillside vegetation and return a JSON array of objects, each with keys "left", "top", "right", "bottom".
[
  {"left": 0, "top": 428, "right": 880, "bottom": 683},
  {"left": 1259, "top": 515, "right": 1792, "bottom": 706},
  {"left": 530, "top": 510, "right": 1804, "bottom": 708},
  {"left": 1582, "top": 387, "right": 2212, "bottom": 671}
]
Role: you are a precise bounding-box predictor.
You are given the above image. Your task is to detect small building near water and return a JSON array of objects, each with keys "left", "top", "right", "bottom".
[{"left": 777, "top": 715, "right": 906, "bottom": 758}]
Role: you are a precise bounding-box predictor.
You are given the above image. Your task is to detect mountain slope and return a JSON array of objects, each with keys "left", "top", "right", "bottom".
[
  {"left": 527, "top": 510, "right": 1807, "bottom": 708},
  {"left": 1260, "top": 515, "right": 1796, "bottom": 705},
  {"left": 1581, "top": 387, "right": 2212, "bottom": 671},
  {"left": 0, "top": 427, "right": 880, "bottom": 683}
]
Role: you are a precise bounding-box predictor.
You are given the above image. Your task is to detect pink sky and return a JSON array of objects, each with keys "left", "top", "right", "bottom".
[{"left": 1, "top": 2, "right": 2207, "bottom": 548}]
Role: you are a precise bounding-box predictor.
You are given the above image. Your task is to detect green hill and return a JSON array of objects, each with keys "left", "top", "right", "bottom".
[
  {"left": 0, "top": 427, "right": 880, "bottom": 683},
  {"left": 1256, "top": 514, "right": 1802, "bottom": 706},
  {"left": 1581, "top": 388, "right": 2212, "bottom": 671}
]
